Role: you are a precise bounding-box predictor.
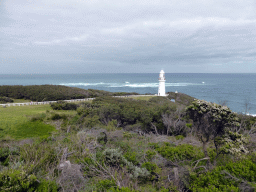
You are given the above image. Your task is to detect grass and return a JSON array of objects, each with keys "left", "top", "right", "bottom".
[
  {"left": 0, "top": 105, "right": 76, "bottom": 139},
  {"left": 13, "top": 121, "right": 56, "bottom": 139}
]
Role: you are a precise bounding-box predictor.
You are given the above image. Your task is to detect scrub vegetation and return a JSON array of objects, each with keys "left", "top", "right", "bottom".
[
  {"left": 0, "top": 86, "right": 256, "bottom": 191},
  {"left": 0, "top": 85, "right": 138, "bottom": 102}
]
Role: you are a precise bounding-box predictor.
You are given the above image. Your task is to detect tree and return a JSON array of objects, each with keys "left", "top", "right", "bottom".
[{"left": 186, "top": 100, "right": 240, "bottom": 161}]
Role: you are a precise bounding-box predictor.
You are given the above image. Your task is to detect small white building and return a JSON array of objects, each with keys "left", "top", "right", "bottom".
[{"left": 158, "top": 70, "right": 166, "bottom": 96}]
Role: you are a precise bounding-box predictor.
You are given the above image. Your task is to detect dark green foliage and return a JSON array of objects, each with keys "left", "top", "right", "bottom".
[
  {"left": 50, "top": 101, "right": 78, "bottom": 110},
  {"left": 0, "top": 147, "right": 18, "bottom": 166},
  {"left": 190, "top": 159, "right": 256, "bottom": 191},
  {"left": 0, "top": 85, "right": 136, "bottom": 102},
  {"left": 0, "top": 169, "right": 39, "bottom": 192},
  {"left": 145, "top": 150, "right": 156, "bottom": 161},
  {"left": 80, "top": 96, "right": 178, "bottom": 133},
  {"left": 0, "top": 148, "right": 11, "bottom": 166},
  {"left": 107, "top": 187, "right": 139, "bottom": 192},
  {"left": 0, "top": 96, "right": 13, "bottom": 104},
  {"left": 141, "top": 162, "right": 160, "bottom": 181},
  {"left": 83, "top": 115, "right": 101, "bottom": 128},
  {"left": 50, "top": 113, "right": 67, "bottom": 120},
  {"left": 175, "top": 135, "right": 185, "bottom": 140},
  {"left": 167, "top": 92, "right": 195, "bottom": 106},
  {"left": 37, "top": 180, "right": 59, "bottom": 192},
  {"left": 96, "top": 179, "right": 117, "bottom": 191},
  {"left": 18, "top": 142, "right": 58, "bottom": 180},
  {"left": 151, "top": 142, "right": 204, "bottom": 162},
  {"left": 0, "top": 168, "right": 58, "bottom": 192},
  {"left": 123, "top": 151, "right": 139, "bottom": 165},
  {"left": 186, "top": 99, "right": 240, "bottom": 159}
]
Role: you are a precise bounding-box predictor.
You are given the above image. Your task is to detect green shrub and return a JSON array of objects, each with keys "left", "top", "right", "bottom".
[
  {"left": 0, "top": 169, "right": 38, "bottom": 192},
  {"left": 30, "top": 113, "right": 46, "bottom": 122},
  {"left": 151, "top": 142, "right": 204, "bottom": 162},
  {"left": 186, "top": 123, "right": 192, "bottom": 128},
  {"left": 19, "top": 143, "right": 58, "bottom": 174},
  {"left": 37, "top": 179, "right": 59, "bottom": 192},
  {"left": 0, "top": 168, "right": 58, "bottom": 192},
  {"left": 50, "top": 113, "right": 67, "bottom": 120},
  {"left": 0, "top": 147, "right": 19, "bottom": 166},
  {"left": 103, "top": 148, "right": 150, "bottom": 179},
  {"left": 50, "top": 101, "right": 78, "bottom": 110},
  {"left": 175, "top": 135, "right": 185, "bottom": 140},
  {"left": 84, "top": 115, "right": 101, "bottom": 128},
  {"left": 145, "top": 150, "right": 156, "bottom": 161},
  {"left": 0, "top": 148, "right": 11, "bottom": 166},
  {"left": 96, "top": 179, "right": 116, "bottom": 191},
  {"left": 0, "top": 96, "right": 13, "bottom": 104},
  {"left": 123, "top": 132, "right": 134, "bottom": 140},
  {"left": 124, "top": 151, "right": 139, "bottom": 165},
  {"left": 108, "top": 187, "right": 139, "bottom": 192},
  {"left": 190, "top": 159, "right": 256, "bottom": 191},
  {"left": 141, "top": 162, "right": 161, "bottom": 181}
]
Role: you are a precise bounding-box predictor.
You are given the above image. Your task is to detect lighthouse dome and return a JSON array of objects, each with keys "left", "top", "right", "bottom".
[{"left": 159, "top": 70, "right": 165, "bottom": 79}]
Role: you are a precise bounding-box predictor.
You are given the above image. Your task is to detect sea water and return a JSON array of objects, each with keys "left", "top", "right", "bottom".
[{"left": 0, "top": 73, "right": 255, "bottom": 115}]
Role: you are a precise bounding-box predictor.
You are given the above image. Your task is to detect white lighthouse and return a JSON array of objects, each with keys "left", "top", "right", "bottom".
[{"left": 158, "top": 70, "right": 166, "bottom": 96}]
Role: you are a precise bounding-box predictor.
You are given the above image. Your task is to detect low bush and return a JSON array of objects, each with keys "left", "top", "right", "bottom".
[
  {"left": 108, "top": 187, "right": 139, "bottom": 192},
  {"left": 141, "top": 162, "right": 161, "bottom": 181},
  {"left": 103, "top": 148, "right": 150, "bottom": 179},
  {"left": 190, "top": 159, "right": 256, "bottom": 191},
  {"left": 30, "top": 113, "right": 46, "bottom": 122},
  {"left": 151, "top": 142, "right": 204, "bottom": 162},
  {"left": 19, "top": 143, "right": 58, "bottom": 174},
  {"left": 0, "top": 148, "right": 11, "bottom": 166},
  {"left": 50, "top": 113, "right": 67, "bottom": 120},
  {"left": 96, "top": 179, "right": 117, "bottom": 191},
  {"left": 0, "top": 167, "right": 58, "bottom": 192},
  {"left": 50, "top": 101, "right": 78, "bottom": 110},
  {"left": 0, "top": 96, "right": 13, "bottom": 104}
]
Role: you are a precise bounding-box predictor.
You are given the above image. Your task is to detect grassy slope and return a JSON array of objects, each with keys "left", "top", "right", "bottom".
[{"left": 0, "top": 105, "right": 76, "bottom": 139}]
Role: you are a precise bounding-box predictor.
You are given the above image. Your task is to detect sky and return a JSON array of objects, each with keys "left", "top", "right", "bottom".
[{"left": 1, "top": 0, "right": 256, "bottom": 74}]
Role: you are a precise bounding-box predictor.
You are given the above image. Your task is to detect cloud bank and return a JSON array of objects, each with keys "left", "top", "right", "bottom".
[{"left": 1, "top": 0, "right": 256, "bottom": 73}]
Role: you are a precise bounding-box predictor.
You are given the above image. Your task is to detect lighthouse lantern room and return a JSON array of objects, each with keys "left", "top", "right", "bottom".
[{"left": 158, "top": 70, "right": 166, "bottom": 96}]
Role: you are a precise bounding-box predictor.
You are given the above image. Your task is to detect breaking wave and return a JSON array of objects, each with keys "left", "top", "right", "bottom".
[
  {"left": 59, "top": 82, "right": 205, "bottom": 88},
  {"left": 59, "top": 82, "right": 108, "bottom": 86}
]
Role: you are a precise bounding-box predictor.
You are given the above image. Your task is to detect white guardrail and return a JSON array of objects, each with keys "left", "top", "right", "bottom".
[
  {"left": 0, "top": 95, "right": 155, "bottom": 107},
  {"left": 0, "top": 98, "right": 95, "bottom": 107}
]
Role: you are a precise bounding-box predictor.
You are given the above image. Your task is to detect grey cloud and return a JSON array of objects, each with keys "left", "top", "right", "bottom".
[{"left": 1, "top": 0, "right": 256, "bottom": 73}]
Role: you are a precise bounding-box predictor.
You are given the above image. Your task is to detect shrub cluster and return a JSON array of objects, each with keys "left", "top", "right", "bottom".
[
  {"left": 78, "top": 96, "right": 181, "bottom": 134},
  {"left": 50, "top": 101, "right": 78, "bottom": 110},
  {"left": 0, "top": 96, "right": 13, "bottom": 104}
]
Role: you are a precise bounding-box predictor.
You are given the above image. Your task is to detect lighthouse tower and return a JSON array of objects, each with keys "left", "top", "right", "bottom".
[{"left": 158, "top": 70, "right": 166, "bottom": 96}]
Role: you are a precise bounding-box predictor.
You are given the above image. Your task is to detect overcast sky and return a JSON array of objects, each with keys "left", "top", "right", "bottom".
[{"left": 1, "top": 0, "right": 256, "bottom": 74}]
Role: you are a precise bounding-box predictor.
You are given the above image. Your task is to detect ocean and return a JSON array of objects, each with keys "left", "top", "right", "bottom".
[{"left": 0, "top": 73, "right": 255, "bottom": 115}]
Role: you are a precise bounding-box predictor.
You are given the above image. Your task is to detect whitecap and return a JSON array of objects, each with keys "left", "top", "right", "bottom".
[
  {"left": 60, "top": 82, "right": 205, "bottom": 88},
  {"left": 59, "top": 82, "right": 109, "bottom": 86}
]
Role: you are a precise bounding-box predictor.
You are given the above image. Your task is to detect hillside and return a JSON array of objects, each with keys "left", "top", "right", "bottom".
[
  {"left": 0, "top": 91, "right": 256, "bottom": 191},
  {"left": 0, "top": 85, "right": 138, "bottom": 102}
]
